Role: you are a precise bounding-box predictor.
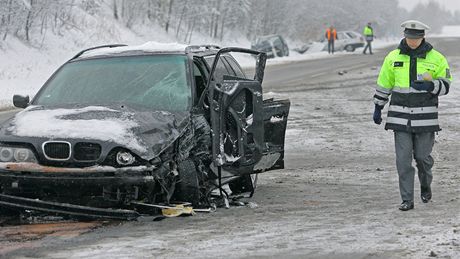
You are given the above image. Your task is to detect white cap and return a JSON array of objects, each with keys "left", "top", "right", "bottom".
[
  {"left": 401, "top": 20, "right": 430, "bottom": 39},
  {"left": 401, "top": 20, "right": 430, "bottom": 31}
]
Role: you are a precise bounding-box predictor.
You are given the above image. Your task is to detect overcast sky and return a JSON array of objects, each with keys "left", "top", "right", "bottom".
[{"left": 398, "top": 0, "right": 460, "bottom": 12}]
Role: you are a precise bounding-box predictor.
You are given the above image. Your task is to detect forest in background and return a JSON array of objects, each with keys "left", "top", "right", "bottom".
[{"left": 0, "top": 0, "right": 459, "bottom": 48}]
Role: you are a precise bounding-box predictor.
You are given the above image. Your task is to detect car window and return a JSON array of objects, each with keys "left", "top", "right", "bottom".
[
  {"left": 34, "top": 55, "right": 191, "bottom": 112},
  {"left": 337, "top": 32, "right": 347, "bottom": 39},
  {"left": 346, "top": 32, "right": 357, "bottom": 38},
  {"left": 223, "top": 56, "right": 246, "bottom": 78},
  {"left": 204, "top": 56, "right": 235, "bottom": 81}
]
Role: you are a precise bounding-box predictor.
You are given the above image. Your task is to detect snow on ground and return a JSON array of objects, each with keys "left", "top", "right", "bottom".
[{"left": 432, "top": 25, "right": 460, "bottom": 38}]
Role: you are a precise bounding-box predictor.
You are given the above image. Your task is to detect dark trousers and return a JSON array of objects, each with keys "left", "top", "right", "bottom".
[
  {"left": 328, "top": 40, "right": 335, "bottom": 54},
  {"left": 363, "top": 40, "right": 373, "bottom": 54},
  {"left": 394, "top": 131, "right": 435, "bottom": 202}
]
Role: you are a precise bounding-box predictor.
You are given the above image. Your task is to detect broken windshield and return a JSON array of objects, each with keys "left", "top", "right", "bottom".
[{"left": 33, "top": 55, "right": 191, "bottom": 111}]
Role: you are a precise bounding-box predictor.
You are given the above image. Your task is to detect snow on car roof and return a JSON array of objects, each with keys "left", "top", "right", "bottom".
[{"left": 80, "top": 42, "right": 189, "bottom": 58}]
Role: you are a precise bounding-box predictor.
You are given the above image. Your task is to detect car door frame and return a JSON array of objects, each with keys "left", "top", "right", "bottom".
[{"left": 202, "top": 48, "right": 267, "bottom": 175}]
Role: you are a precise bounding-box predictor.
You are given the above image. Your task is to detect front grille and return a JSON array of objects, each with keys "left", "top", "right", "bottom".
[
  {"left": 74, "top": 142, "right": 101, "bottom": 161},
  {"left": 43, "top": 142, "right": 71, "bottom": 160}
]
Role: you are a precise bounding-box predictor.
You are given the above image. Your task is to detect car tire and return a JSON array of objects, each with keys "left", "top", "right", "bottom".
[
  {"left": 174, "top": 159, "right": 200, "bottom": 205},
  {"left": 345, "top": 45, "right": 355, "bottom": 52}
]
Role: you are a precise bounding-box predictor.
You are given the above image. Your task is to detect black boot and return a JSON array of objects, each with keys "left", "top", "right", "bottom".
[
  {"left": 421, "top": 186, "right": 432, "bottom": 203},
  {"left": 399, "top": 200, "right": 414, "bottom": 211}
]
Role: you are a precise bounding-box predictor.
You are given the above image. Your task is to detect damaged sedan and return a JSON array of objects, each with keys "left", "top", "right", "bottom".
[{"left": 0, "top": 43, "right": 290, "bottom": 220}]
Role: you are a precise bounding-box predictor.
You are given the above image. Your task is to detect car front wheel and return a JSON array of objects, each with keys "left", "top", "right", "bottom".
[{"left": 345, "top": 45, "right": 355, "bottom": 52}]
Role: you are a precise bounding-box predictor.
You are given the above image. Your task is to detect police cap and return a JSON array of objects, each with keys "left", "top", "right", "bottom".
[{"left": 401, "top": 20, "right": 430, "bottom": 39}]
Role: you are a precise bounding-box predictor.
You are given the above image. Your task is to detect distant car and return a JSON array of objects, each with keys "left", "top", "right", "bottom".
[
  {"left": 326, "top": 31, "right": 365, "bottom": 52},
  {"left": 0, "top": 43, "right": 290, "bottom": 220},
  {"left": 293, "top": 44, "right": 310, "bottom": 54},
  {"left": 251, "top": 35, "right": 289, "bottom": 58},
  {"left": 295, "top": 31, "right": 365, "bottom": 54}
]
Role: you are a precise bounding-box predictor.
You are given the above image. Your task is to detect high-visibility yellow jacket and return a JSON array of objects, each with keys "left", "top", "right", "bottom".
[
  {"left": 363, "top": 25, "right": 374, "bottom": 41},
  {"left": 374, "top": 39, "right": 452, "bottom": 132},
  {"left": 363, "top": 26, "right": 373, "bottom": 36}
]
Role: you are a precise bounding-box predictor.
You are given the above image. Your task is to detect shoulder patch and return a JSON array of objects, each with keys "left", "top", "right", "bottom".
[{"left": 394, "top": 61, "right": 404, "bottom": 67}]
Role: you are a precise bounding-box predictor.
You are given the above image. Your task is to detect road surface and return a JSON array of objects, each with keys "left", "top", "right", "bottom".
[{"left": 1, "top": 38, "right": 459, "bottom": 259}]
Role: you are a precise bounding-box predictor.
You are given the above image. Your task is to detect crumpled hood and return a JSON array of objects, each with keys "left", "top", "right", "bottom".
[{"left": 0, "top": 105, "right": 190, "bottom": 160}]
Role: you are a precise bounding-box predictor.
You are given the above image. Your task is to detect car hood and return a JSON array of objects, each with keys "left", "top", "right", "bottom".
[{"left": 0, "top": 105, "right": 190, "bottom": 160}]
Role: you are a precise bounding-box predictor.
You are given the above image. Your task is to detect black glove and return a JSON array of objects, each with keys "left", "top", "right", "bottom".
[
  {"left": 411, "top": 80, "right": 434, "bottom": 92},
  {"left": 373, "top": 104, "right": 383, "bottom": 125}
]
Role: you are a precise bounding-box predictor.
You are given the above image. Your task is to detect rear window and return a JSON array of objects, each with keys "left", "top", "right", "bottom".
[{"left": 346, "top": 32, "right": 357, "bottom": 38}]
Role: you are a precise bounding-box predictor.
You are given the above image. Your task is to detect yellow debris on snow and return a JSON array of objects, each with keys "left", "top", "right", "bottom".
[{"left": 161, "top": 205, "right": 196, "bottom": 217}]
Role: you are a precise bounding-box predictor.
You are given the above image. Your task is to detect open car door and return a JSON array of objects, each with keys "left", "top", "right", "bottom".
[{"left": 206, "top": 48, "right": 290, "bottom": 177}]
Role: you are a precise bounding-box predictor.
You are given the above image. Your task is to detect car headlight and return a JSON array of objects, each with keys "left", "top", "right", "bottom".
[
  {"left": 116, "top": 151, "right": 135, "bottom": 166},
  {"left": 0, "top": 146, "right": 37, "bottom": 163},
  {"left": 0, "top": 148, "right": 13, "bottom": 162}
]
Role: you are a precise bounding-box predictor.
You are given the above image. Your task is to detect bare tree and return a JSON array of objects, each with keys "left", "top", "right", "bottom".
[
  {"left": 0, "top": 0, "right": 453, "bottom": 47},
  {"left": 112, "top": 0, "right": 119, "bottom": 20},
  {"left": 165, "top": 0, "right": 174, "bottom": 33},
  {"left": 2, "top": 0, "right": 14, "bottom": 40}
]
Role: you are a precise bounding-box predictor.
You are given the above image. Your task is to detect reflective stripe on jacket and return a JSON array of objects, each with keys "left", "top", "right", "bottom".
[{"left": 374, "top": 39, "right": 452, "bottom": 133}]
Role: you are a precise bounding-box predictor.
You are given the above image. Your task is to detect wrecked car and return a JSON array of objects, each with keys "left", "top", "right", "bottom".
[
  {"left": 251, "top": 35, "right": 289, "bottom": 58},
  {"left": 0, "top": 43, "right": 290, "bottom": 220}
]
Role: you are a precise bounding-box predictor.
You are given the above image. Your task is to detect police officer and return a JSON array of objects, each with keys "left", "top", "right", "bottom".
[
  {"left": 363, "top": 22, "right": 374, "bottom": 55},
  {"left": 372, "top": 20, "right": 452, "bottom": 211}
]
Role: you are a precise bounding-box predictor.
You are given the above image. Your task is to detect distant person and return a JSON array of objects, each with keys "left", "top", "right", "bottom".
[
  {"left": 363, "top": 22, "right": 374, "bottom": 54},
  {"left": 372, "top": 20, "right": 452, "bottom": 211},
  {"left": 325, "top": 25, "right": 337, "bottom": 54}
]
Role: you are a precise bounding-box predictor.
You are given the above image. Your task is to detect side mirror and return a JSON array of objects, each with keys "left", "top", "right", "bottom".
[{"left": 13, "top": 95, "right": 29, "bottom": 109}]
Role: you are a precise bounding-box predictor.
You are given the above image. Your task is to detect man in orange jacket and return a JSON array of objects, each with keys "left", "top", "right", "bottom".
[{"left": 325, "top": 25, "right": 338, "bottom": 54}]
